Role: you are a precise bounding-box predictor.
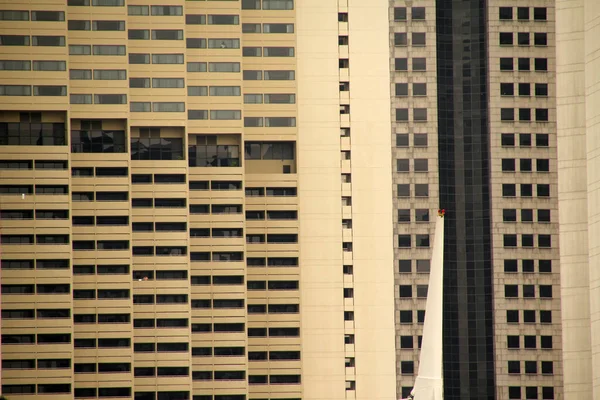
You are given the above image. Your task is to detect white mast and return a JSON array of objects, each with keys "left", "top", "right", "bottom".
[{"left": 405, "top": 213, "right": 445, "bottom": 400}]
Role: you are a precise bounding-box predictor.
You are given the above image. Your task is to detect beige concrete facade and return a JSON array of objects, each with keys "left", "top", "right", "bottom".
[
  {"left": 0, "top": 1, "right": 397, "bottom": 399},
  {"left": 488, "top": 1, "right": 563, "bottom": 399},
  {"left": 556, "top": 0, "right": 600, "bottom": 398}
]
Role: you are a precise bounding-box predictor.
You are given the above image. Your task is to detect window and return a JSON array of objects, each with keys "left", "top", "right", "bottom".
[
  {"left": 535, "top": 32, "right": 548, "bottom": 46},
  {"left": 500, "top": 32, "right": 513, "bottom": 45},
  {"left": 128, "top": 5, "right": 148, "bottom": 15},
  {"left": 501, "top": 108, "right": 514, "bottom": 121},
  {"left": 94, "top": 94, "right": 126, "bottom": 104},
  {"left": 0, "top": 35, "right": 30, "bottom": 46},
  {"left": 152, "top": 54, "right": 184, "bottom": 64},
  {"left": 70, "top": 45, "right": 91, "bottom": 55},
  {"left": 394, "top": 33, "right": 407, "bottom": 47},
  {"left": 0, "top": 60, "right": 31, "bottom": 70},
  {"left": 93, "top": 45, "right": 126, "bottom": 55},
  {"left": 518, "top": 32, "right": 530, "bottom": 46},
  {"left": 396, "top": 109, "right": 408, "bottom": 121},
  {"left": 152, "top": 30, "right": 184, "bottom": 40},
  {"left": 398, "top": 235, "right": 411, "bottom": 248},
  {"left": 0, "top": 85, "right": 31, "bottom": 96},
  {"left": 151, "top": 6, "right": 182, "bottom": 16},
  {"left": 0, "top": 10, "right": 29, "bottom": 20},
  {"left": 502, "top": 159, "right": 516, "bottom": 172},
  {"left": 208, "top": 15, "right": 239, "bottom": 25},
  {"left": 34, "top": 61, "right": 66, "bottom": 71},
  {"left": 414, "top": 159, "right": 428, "bottom": 172},
  {"left": 519, "top": 108, "right": 532, "bottom": 121},
  {"left": 535, "top": 58, "right": 548, "bottom": 71},
  {"left": 263, "top": 0, "right": 294, "bottom": 10},
  {"left": 208, "top": 39, "right": 240, "bottom": 49},
  {"left": 518, "top": 58, "right": 531, "bottom": 71},
  {"left": 499, "top": 7, "right": 512, "bottom": 20},
  {"left": 412, "top": 32, "right": 426, "bottom": 46},
  {"left": 394, "top": 7, "right": 406, "bottom": 21},
  {"left": 507, "top": 336, "right": 520, "bottom": 349},
  {"left": 506, "top": 309, "right": 519, "bottom": 322},
  {"left": 413, "top": 58, "right": 426, "bottom": 71},
  {"left": 504, "top": 235, "right": 518, "bottom": 247},
  {"left": 93, "top": 0, "right": 125, "bottom": 5},
  {"left": 501, "top": 83, "right": 514, "bottom": 96},
  {"left": 93, "top": 20, "right": 125, "bottom": 31},
  {"left": 34, "top": 86, "right": 67, "bottom": 96},
  {"left": 539, "top": 235, "right": 552, "bottom": 248},
  {"left": 414, "top": 108, "right": 427, "bottom": 121},
  {"left": 32, "top": 36, "right": 65, "bottom": 46}
]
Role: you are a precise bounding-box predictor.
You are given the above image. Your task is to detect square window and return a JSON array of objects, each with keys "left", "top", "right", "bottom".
[
  {"left": 412, "top": 32, "right": 426, "bottom": 46},
  {"left": 398, "top": 260, "right": 411, "bottom": 273},
  {"left": 397, "top": 184, "right": 410, "bottom": 197},
  {"left": 524, "top": 335, "right": 537, "bottom": 349},
  {"left": 398, "top": 209, "right": 410, "bottom": 223},
  {"left": 534, "top": 8, "right": 547, "bottom": 21},
  {"left": 414, "top": 158, "right": 428, "bottom": 171},
  {"left": 394, "top": 32, "right": 407, "bottom": 46},
  {"left": 401, "top": 361, "right": 414, "bottom": 375},
  {"left": 508, "top": 360, "right": 520, "bottom": 373},
  {"left": 539, "top": 260, "right": 552, "bottom": 273},
  {"left": 501, "top": 133, "right": 515, "bottom": 146},
  {"left": 505, "top": 285, "right": 518, "bottom": 297},
  {"left": 541, "top": 361, "right": 553, "bottom": 375},
  {"left": 518, "top": 58, "right": 531, "bottom": 71},
  {"left": 525, "top": 361, "right": 537, "bottom": 374},
  {"left": 540, "top": 310, "right": 552, "bottom": 323},
  {"left": 519, "top": 108, "right": 532, "bottom": 121},
  {"left": 524, "top": 309, "right": 536, "bottom": 323},
  {"left": 504, "top": 260, "right": 518, "bottom": 273},
  {"left": 499, "top": 7, "right": 513, "bottom": 20},
  {"left": 506, "top": 309, "right": 519, "bottom": 322},
  {"left": 499, "top": 32, "right": 513, "bottom": 45},
  {"left": 502, "top": 158, "right": 516, "bottom": 172},
  {"left": 522, "top": 234, "right": 535, "bottom": 247},
  {"left": 539, "top": 235, "right": 552, "bottom": 248},
  {"left": 501, "top": 83, "right": 514, "bottom": 96},
  {"left": 536, "top": 134, "right": 549, "bottom": 147},
  {"left": 400, "top": 310, "right": 412, "bottom": 323},
  {"left": 416, "top": 284, "right": 428, "bottom": 297},
  {"left": 395, "top": 58, "right": 408, "bottom": 71},
  {"left": 394, "top": 7, "right": 407, "bottom": 21},
  {"left": 396, "top": 133, "right": 409, "bottom": 146},
  {"left": 536, "top": 108, "right": 549, "bottom": 121},
  {"left": 522, "top": 259, "right": 535, "bottom": 272},
  {"left": 398, "top": 235, "right": 411, "bottom": 248},
  {"left": 520, "top": 133, "right": 532, "bottom": 146},
  {"left": 500, "top": 58, "right": 514, "bottom": 71},
  {"left": 537, "top": 159, "right": 550, "bottom": 172},
  {"left": 414, "top": 133, "right": 428, "bottom": 146},
  {"left": 526, "top": 386, "right": 538, "bottom": 399},
  {"left": 415, "top": 184, "right": 429, "bottom": 197},
  {"left": 414, "top": 108, "right": 428, "bottom": 121},
  {"left": 416, "top": 260, "right": 430, "bottom": 273},
  {"left": 537, "top": 184, "right": 550, "bottom": 197},
  {"left": 521, "top": 184, "right": 533, "bottom": 197},
  {"left": 520, "top": 158, "right": 533, "bottom": 172},
  {"left": 521, "top": 209, "right": 534, "bottom": 222},
  {"left": 412, "top": 7, "right": 426, "bottom": 20},
  {"left": 400, "top": 336, "right": 413, "bottom": 349},
  {"left": 399, "top": 285, "right": 412, "bottom": 298},
  {"left": 507, "top": 335, "right": 520, "bottom": 349},
  {"left": 397, "top": 159, "right": 410, "bottom": 172},
  {"left": 501, "top": 108, "right": 515, "bottom": 121},
  {"left": 509, "top": 387, "right": 521, "bottom": 400},
  {"left": 503, "top": 184, "right": 516, "bottom": 197},
  {"left": 396, "top": 108, "right": 409, "bottom": 121},
  {"left": 523, "top": 284, "right": 535, "bottom": 297},
  {"left": 518, "top": 32, "right": 530, "bottom": 45},
  {"left": 401, "top": 388, "right": 412, "bottom": 398},
  {"left": 413, "top": 83, "right": 427, "bottom": 96},
  {"left": 535, "top": 58, "right": 548, "bottom": 71},
  {"left": 542, "top": 387, "right": 554, "bottom": 400},
  {"left": 504, "top": 234, "right": 518, "bottom": 247},
  {"left": 413, "top": 58, "right": 427, "bottom": 71},
  {"left": 535, "top": 83, "right": 549, "bottom": 97},
  {"left": 518, "top": 7, "right": 530, "bottom": 20},
  {"left": 413, "top": 233, "right": 430, "bottom": 248},
  {"left": 503, "top": 209, "right": 517, "bottom": 222},
  {"left": 540, "top": 285, "right": 553, "bottom": 298},
  {"left": 519, "top": 83, "right": 531, "bottom": 96},
  {"left": 534, "top": 32, "right": 548, "bottom": 46},
  {"left": 415, "top": 209, "right": 429, "bottom": 222},
  {"left": 396, "top": 83, "right": 408, "bottom": 96}
]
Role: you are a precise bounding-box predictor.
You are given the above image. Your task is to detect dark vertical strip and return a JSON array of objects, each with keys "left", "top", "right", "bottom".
[{"left": 435, "top": 1, "right": 495, "bottom": 399}]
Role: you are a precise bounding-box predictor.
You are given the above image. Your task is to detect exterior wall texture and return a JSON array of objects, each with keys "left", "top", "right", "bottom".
[{"left": 0, "top": 0, "right": 397, "bottom": 399}]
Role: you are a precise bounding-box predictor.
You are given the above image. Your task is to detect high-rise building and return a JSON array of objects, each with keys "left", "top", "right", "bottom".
[
  {"left": 0, "top": 1, "right": 397, "bottom": 400},
  {"left": 0, "top": 0, "right": 586, "bottom": 400},
  {"left": 391, "top": 1, "right": 562, "bottom": 399},
  {"left": 555, "top": 0, "right": 600, "bottom": 398}
]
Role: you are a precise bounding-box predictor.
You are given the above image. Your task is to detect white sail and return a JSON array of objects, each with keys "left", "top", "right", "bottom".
[{"left": 405, "top": 214, "right": 445, "bottom": 400}]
